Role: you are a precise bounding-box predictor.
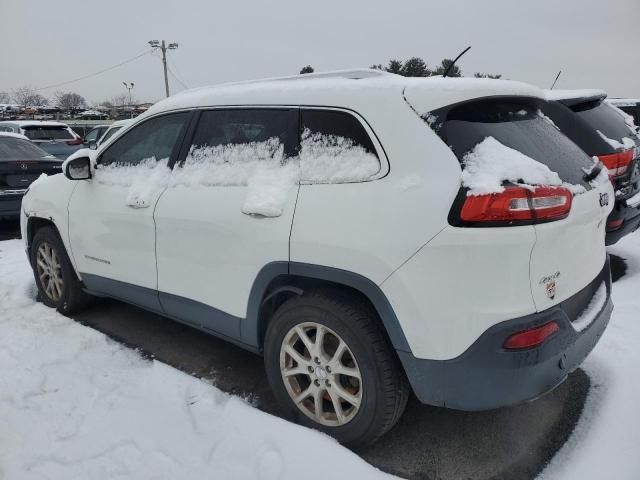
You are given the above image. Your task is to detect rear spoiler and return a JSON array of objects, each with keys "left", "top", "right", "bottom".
[{"left": 544, "top": 89, "right": 607, "bottom": 108}]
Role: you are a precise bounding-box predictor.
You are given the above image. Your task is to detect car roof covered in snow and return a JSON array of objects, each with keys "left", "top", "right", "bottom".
[
  {"left": 608, "top": 98, "right": 640, "bottom": 107},
  {"left": 0, "top": 120, "right": 70, "bottom": 128},
  {"left": 0, "top": 131, "right": 29, "bottom": 140},
  {"left": 145, "top": 69, "right": 545, "bottom": 119},
  {"left": 543, "top": 89, "right": 607, "bottom": 106}
]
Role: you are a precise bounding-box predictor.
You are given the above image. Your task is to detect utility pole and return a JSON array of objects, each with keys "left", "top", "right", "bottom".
[
  {"left": 148, "top": 39, "right": 179, "bottom": 98},
  {"left": 122, "top": 82, "right": 134, "bottom": 118}
]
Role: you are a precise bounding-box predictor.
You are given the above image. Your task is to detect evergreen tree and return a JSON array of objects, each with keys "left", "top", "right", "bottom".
[
  {"left": 299, "top": 65, "right": 314, "bottom": 74},
  {"left": 400, "top": 57, "right": 430, "bottom": 77}
]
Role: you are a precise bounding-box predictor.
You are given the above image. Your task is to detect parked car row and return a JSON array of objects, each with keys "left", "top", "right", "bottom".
[{"left": 8, "top": 70, "right": 640, "bottom": 447}]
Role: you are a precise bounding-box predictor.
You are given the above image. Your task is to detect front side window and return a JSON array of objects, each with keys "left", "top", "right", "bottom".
[
  {"left": 99, "top": 113, "right": 188, "bottom": 167},
  {"left": 299, "top": 109, "right": 380, "bottom": 183}
]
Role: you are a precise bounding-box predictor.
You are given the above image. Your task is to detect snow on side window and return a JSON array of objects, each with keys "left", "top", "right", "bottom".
[
  {"left": 92, "top": 130, "right": 380, "bottom": 217},
  {"left": 299, "top": 128, "right": 380, "bottom": 183}
]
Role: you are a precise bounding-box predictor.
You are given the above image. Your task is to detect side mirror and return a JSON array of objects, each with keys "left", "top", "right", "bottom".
[
  {"left": 88, "top": 141, "right": 97, "bottom": 150},
  {"left": 65, "top": 156, "right": 92, "bottom": 180}
]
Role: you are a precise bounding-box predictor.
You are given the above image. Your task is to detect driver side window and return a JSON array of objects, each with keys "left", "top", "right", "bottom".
[{"left": 99, "top": 113, "right": 189, "bottom": 167}]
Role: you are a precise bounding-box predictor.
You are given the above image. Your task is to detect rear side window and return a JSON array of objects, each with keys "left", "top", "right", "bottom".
[
  {"left": 100, "top": 113, "right": 188, "bottom": 167},
  {"left": 433, "top": 100, "right": 594, "bottom": 189},
  {"left": 0, "top": 137, "right": 51, "bottom": 161},
  {"left": 22, "top": 126, "right": 74, "bottom": 141},
  {"left": 618, "top": 105, "right": 640, "bottom": 126},
  {"left": 299, "top": 109, "right": 380, "bottom": 182},
  {"left": 571, "top": 101, "right": 632, "bottom": 142}
]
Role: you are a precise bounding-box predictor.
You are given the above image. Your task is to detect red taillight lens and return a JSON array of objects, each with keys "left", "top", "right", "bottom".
[
  {"left": 598, "top": 148, "right": 634, "bottom": 178},
  {"left": 504, "top": 321, "right": 560, "bottom": 350},
  {"left": 607, "top": 218, "right": 624, "bottom": 230},
  {"left": 65, "top": 137, "right": 83, "bottom": 146},
  {"left": 460, "top": 186, "right": 572, "bottom": 225}
]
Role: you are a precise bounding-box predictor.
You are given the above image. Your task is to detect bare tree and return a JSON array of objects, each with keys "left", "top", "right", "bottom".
[
  {"left": 55, "top": 91, "right": 86, "bottom": 112},
  {"left": 12, "top": 86, "right": 49, "bottom": 108},
  {"left": 0, "top": 92, "right": 10, "bottom": 104}
]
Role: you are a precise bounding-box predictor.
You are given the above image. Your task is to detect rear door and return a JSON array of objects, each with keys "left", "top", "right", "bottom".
[{"left": 154, "top": 108, "right": 299, "bottom": 339}]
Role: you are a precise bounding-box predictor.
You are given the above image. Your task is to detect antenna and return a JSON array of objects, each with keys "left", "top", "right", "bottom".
[
  {"left": 443, "top": 46, "right": 471, "bottom": 77},
  {"left": 550, "top": 70, "right": 562, "bottom": 90}
]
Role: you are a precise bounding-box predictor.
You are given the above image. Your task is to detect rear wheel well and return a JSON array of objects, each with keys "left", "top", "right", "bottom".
[{"left": 257, "top": 275, "right": 395, "bottom": 353}]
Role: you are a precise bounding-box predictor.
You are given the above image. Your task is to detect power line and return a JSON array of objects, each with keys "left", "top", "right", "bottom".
[
  {"left": 166, "top": 61, "right": 189, "bottom": 89},
  {"left": 31, "top": 50, "right": 153, "bottom": 92}
]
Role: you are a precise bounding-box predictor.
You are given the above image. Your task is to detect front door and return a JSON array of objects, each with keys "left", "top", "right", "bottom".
[{"left": 67, "top": 112, "right": 190, "bottom": 311}]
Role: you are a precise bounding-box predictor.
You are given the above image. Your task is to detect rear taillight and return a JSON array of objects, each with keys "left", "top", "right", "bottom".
[
  {"left": 504, "top": 321, "right": 560, "bottom": 350},
  {"left": 598, "top": 148, "right": 635, "bottom": 178},
  {"left": 607, "top": 218, "right": 624, "bottom": 230},
  {"left": 66, "top": 137, "right": 83, "bottom": 146},
  {"left": 459, "top": 186, "right": 572, "bottom": 225}
]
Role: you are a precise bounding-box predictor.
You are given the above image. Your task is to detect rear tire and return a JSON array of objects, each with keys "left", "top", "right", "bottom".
[
  {"left": 30, "top": 226, "right": 93, "bottom": 315},
  {"left": 264, "top": 289, "right": 409, "bottom": 449}
]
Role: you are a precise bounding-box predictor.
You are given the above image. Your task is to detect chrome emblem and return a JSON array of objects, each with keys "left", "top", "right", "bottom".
[
  {"left": 20, "top": 163, "right": 28, "bottom": 170},
  {"left": 599, "top": 192, "right": 609, "bottom": 207}
]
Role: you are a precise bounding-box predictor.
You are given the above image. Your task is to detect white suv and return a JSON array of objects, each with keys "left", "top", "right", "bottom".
[{"left": 21, "top": 70, "right": 614, "bottom": 447}]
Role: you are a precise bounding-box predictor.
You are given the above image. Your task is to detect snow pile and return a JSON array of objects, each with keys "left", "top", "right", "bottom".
[
  {"left": 537, "top": 233, "right": 640, "bottom": 480},
  {"left": 92, "top": 133, "right": 379, "bottom": 217},
  {"left": 461, "top": 137, "right": 562, "bottom": 195},
  {"left": 596, "top": 131, "right": 636, "bottom": 151},
  {"left": 299, "top": 129, "right": 380, "bottom": 183},
  {"left": 0, "top": 240, "right": 389, "bottom": 480}
]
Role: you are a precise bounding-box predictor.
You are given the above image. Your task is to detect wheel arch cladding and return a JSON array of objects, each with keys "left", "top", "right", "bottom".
[
  {"left": 243, "top": 261, "right": 412, "bottom": 354},
  {"left": 27, "top": 217, "right": 59, "bottom": 249}
]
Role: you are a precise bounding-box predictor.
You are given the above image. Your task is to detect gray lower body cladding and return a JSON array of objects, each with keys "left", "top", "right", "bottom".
[{"left": 399, "top": 258, "right": 612, "bottom": 411}]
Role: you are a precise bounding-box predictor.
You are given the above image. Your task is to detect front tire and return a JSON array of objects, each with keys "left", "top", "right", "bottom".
[
  {"left": 264, "top": 289, "right": 409, "bottom": 448},
  {"left": 30, "top": 226, "right": 92, "bottom": 315}
]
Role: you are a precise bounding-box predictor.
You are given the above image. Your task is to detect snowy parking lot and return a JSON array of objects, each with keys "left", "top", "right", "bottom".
[{"left": 1, "top": 231, "right": 639, "bottom": 479}]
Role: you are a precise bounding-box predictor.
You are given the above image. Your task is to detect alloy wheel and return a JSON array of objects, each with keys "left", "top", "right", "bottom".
[
  {"left": 279, "top": 322, "right": 363, "bottom": 427},
  {"left": 35, "top": 242, "right": 64, "bottom": 302}
]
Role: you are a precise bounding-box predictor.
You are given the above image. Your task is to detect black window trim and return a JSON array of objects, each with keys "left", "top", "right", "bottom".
[{"left": 96, "top": 109, "right": 195, "bottom": 168}]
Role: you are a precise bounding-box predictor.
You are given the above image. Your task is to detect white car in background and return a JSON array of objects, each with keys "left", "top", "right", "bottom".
[
  {"left": 20, "top": 70, "right": 614, "bottom": 447},
  {"left": 0, "top": 120, "right": 83, "bottom": 159}
]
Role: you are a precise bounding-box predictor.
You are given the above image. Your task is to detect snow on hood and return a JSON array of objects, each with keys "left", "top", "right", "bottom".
[{"left": 461, "top": 137, "right": 563, "bottom": 195}]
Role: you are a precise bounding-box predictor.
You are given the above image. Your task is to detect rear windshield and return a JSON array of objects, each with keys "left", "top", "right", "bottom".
[
  {"left": 22, "top": 126, "right": 74, "bottom": 141},
  {"left": 0, "top": 137, "right": 52, "bottom": 161},
  {"left": 431, "top": 100, "right": 594, "bottom": 189},
  {"left": 571, "top": 101, "right": 632, "bottom": 142}
]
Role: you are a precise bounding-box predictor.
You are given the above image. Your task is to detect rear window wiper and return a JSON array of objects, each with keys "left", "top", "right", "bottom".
[{"left": 583, "top": 162, "right": 603, "bottom": 182}]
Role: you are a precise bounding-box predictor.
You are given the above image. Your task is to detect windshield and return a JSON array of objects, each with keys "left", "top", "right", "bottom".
[
  {"left": 431, "top": 100, "right": 595, "bottom": 189},
  {"left": 22, "top": 126, "right": 74, "bottom": 141},
  {"left": 572, "top": 101, "right": 633, "bottom": 143},
  {"left": 0, "top": 137, "right": 53, "bottom": 161}
]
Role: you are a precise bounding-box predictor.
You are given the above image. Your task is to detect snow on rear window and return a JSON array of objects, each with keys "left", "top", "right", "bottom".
[
  {"left": 596, "top": 131, "right": 636, "bottom": 151},
  {"left": 461, "top": 137, "right": 563, "bottom": 196},
  {"left": 93, "top": 133, "right": 379, "bottom": 216}
]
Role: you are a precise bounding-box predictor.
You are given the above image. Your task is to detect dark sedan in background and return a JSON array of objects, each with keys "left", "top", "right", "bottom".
[{"left": 0, "top": 132, "right": 63, "bottom": 219}]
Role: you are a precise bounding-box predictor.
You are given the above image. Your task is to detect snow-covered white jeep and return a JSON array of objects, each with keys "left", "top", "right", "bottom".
[{"left": 21, "top": 70, "right": 614, "bottom": 447}]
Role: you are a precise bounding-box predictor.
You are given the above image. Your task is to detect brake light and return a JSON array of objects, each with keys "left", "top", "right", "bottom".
[
  {"left": 460, "top": 186, "right": 572, "bottom": 225},
  {"left": 504, "top": 321, "right": 560, "bottom": 350},
  {"left": 65, "top": 137, "right": 83, "bottom": 146},
  {"left": 598, "top": 148, "right": 634, "bottom": 178}
]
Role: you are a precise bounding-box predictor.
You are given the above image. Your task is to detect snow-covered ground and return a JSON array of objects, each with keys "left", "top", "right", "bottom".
[
  {"left": 0, "top": 239, "right": 387, "bottom": 480},
  {"left": 1, "top": 231, "right": 640, "bottom": 479}
]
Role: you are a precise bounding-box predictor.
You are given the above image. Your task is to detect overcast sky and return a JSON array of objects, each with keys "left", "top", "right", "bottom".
[{"left": 1, "top": 0, "right": 638, "bottom": 105}]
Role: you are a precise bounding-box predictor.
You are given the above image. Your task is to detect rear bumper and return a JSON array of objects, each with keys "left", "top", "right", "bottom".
[
  {"left": 399, "top": 258, "right": 612, "bottom": 411},
  {"left": 606, "top": 196, "right": 640, "bottom": 245}
]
